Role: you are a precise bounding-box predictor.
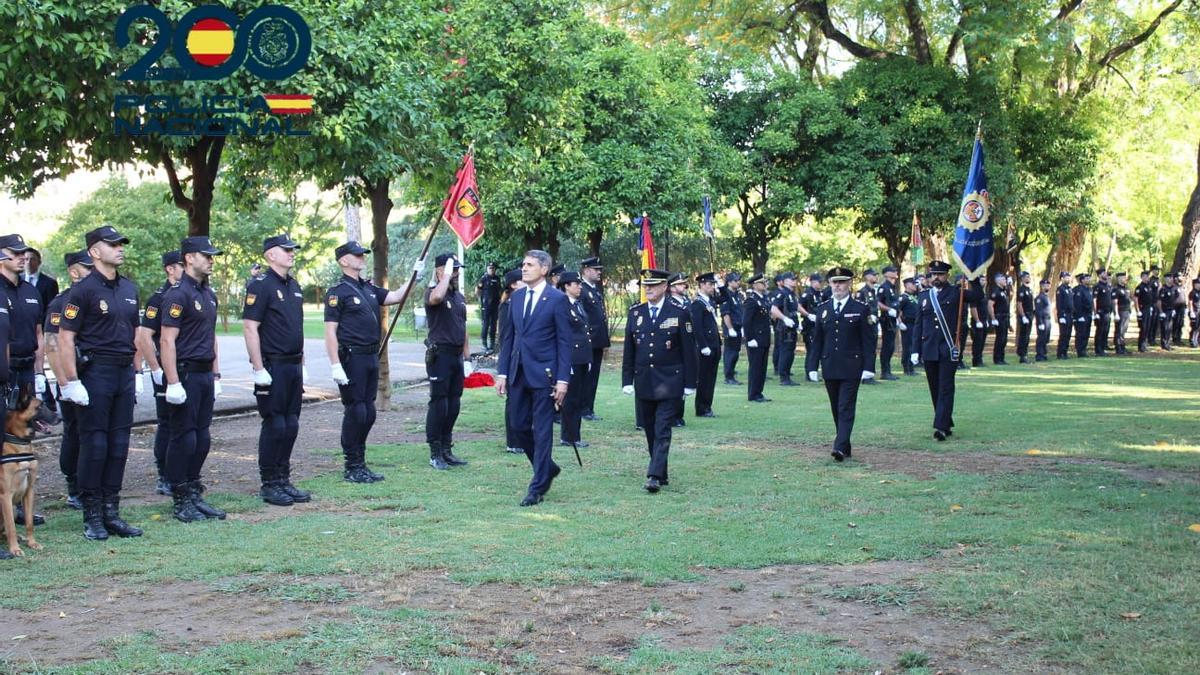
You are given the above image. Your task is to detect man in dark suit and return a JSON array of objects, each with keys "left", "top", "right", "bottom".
[
  {"left": 806, "top": 267, "right": 876, "bottom": 462},
  {"left": 578, "top": 257, "right": 608, "bottom": 421},
  {"left": 742, "top": 274, "right": 772, "bottom": 402},
  {"left": 622, "top": 269, "right": 697, "bottom": 492},
  {"left": 909, "top": 260, "right": 984, "bottom": 441},
  {"left": 689, "top": 272, "right": 722, "bottom": 418},
  {"left": 496, "top": 250, "right": 572, "bottom": 507}
]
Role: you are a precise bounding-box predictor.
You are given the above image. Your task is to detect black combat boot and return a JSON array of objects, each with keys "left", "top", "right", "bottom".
[
  {"left": 172, "top": 483, "right": 206, "bottom": 523},
  {"left": 428, "top": 443, "right": 450, "bottom": 470},
  {"left": 102, "top": 496, "right": 143, "bottom": 537},
  {"left": 343, "top": 448, "right": 375, "bottom": 483},
  {"left": 280, "top": 464, "right": 312, "bottom": 502},
  {"left": 155, "top": 475, "right": 172, "bottom": 496},
  {"left": 260, "top": 469, "right": 294, "bottom": 506},
  {"left": 82, "top": 495, "right": 108, "bottom": 541},
  {"left": 189, "top": 481, "right": 226, "bottom": 520},
  {"left": 441, "top": 436, "right": 468, "bottom": 467},
  {"left": 65, "top": 475, "right": 82, "bottom": 510}
]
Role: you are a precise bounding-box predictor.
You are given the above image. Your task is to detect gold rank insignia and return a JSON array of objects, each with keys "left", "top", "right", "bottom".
[
  {"left": 98, "top": 299, "right": 109, "bottom": 314},
  {"left": 245, "top": 294, "right": 256, "bottom": 306},
  {"left": 64, "top": 304, "right": 79, "bottom": 320},
  {"left": 50, "top": 313, "right": 61, "bottom": 326},
  {"left": 146, "top": 306, "right": 158, "bottom": 319},
  {"left": 194, "top": 300, "right": 202, "bottom": 311},
  {"left": 328, "top": 296, "right": 338, "bottom": 307},
  {"left": 276, "top": 289, "right": 284, "bottom": 300},
  {"left": 662, "top": 317, "right": 678, "bottom": 329},
  {"left": 169, "top": 303, "right": 183, "bottom": 318}
]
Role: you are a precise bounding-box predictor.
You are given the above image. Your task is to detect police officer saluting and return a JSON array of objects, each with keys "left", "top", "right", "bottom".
[
  {"left": 243, "top": 234, "right": 310, "bottom": 506},
  {"left": 742, "top": 273, "right": 772, "bottom": 402},
  {"left": 57, "top": 226, "right": 142, "bottom": 540},
  {"left": 324, "top": 241, "right": 423, "bottom": 482},
  {"left": 133, "top": 250, "right": 184, "bottom": 496},
  {"left": 621, "top": 269, "right": 696, "bottom": 492},
  {"left": 424, "top": 253, "right": 471, "bottom": 470},
  {"left": 158, "top": 237, "right": 225, "bottom": 522}
]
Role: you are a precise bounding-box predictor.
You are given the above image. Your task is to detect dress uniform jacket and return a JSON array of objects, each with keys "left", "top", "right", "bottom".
[
  {"left": 580, "top": 280, "right": 609, "bottom": 349},
  {"left": 910, "top": 282, "right": 984, "bottom": 362},
  {"left": 804, "top": 298, "right": 877, "bottom": 380},
  {"left": 621, "top": 301, "right": 698, "bottom": 399},
  {"left": 689, "top": 295, "right": 722, "bottom": 355},
  {"left": 742, "top": 291, "right": 772, "bottom": 345}
]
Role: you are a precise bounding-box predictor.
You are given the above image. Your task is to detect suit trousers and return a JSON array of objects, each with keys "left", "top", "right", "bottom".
[
  {"left": 747, "top": 341, "right": 769, "bottom": 400},
  {"left": 636, "top": 397, "right": 677, "bottom": 481},
  {"left": 922, "top": 358, "right": 957, "bottom": 433},
  {"left": 824, "top": 378, "right": 860, "bottom": 455},
  {"left": 509, "top": 369, "right": 560, "bottom": 496},
  {"left": 695, "top": 352, "right": 719, "bottom": 415},
  {"left": 723, "top": 334, "right": 742, "bottom": 380},
  {"left": 970, "top": 325, "right": 988, "bottom": 365},
  {"left": 581, "top": 348, "right": 604, "bottom": 415}
]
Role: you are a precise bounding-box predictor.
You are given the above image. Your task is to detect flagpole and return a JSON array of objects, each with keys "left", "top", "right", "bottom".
[{"left": 378, "top": 213, "right": 440, "bottom": 357}]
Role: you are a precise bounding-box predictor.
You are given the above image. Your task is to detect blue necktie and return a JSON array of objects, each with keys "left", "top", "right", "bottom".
[{"left": 650, "top": 305, "right": 659, "bottom": 323}]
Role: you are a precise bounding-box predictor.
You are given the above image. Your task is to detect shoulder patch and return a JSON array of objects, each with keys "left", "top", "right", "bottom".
[
  {"left": 328, "top": 295, "right": 338, "bottom": 307},
  {"left": 146, "top": 305, "right": 158, "bottom": 319},
  {"left": 245, "top": 294, "right": 256, "bottom": 306},
  {"left": 64, "top": 304, "right": 79, "bottom": 320},
  {"left": 50, "top": 312, "right": 61, "bottom": 326},
  {"left": 168, "top": 303, "right": 183, "bottom": 318}
]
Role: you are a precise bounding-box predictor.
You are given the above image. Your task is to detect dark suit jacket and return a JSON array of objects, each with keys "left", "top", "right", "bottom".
[
  {"left": 498, "top": 284, "right": 572, "bottom": 387},
  {"left": 688, "top": 295, "right": 721, "bottom": 355},
  {"left": 31, "top": 273, "right": 58, "bottom": 309},
  {"left": 805, "top": 298, "right": 877, "bottom": 380},
  {"left": 910, "top": 281, "right": 984, "bottom": 362},
  {"left": 621, "top": 300, "right": 697, "bottom": 400}
]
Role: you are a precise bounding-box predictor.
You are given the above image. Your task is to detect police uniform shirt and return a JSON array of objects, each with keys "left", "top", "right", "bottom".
[
  {"left": 140, "top": 283, "right": 171, "bottom": 353},
  {"left": 1157, "top": 285, "right": 1178, "bottom": 312},
  {"left": 1190, "top": 288, "right": 1200, "bottom": 313},
  {"left": 878, "top": 281, "right": 898, "bottom": 319},
  {"left": 1056, "top": 283, "right": 1074, "bottom": 319},
  {"left": 689, "top": 294, "right": 721, "bottom": 353},
  {"left": 580, "top": 280, "right": 610, "bottom": 348},
  {"left": 324, "top": 274, "right": 389, "bottom": 347},
  {"left": 160, "top": 274, "right": 218, "bottom": 361},
  {"left": 1035, "top": 291, "right": 1051, "bottom": 322},
  {"left": 425, "top": 287, "right": 467, "bottom": 347},
  {"left": 243, "top": 269, "right": 305, "bottom": 355},
  {"left": 1095, "top": 281, "right": 1114, "bottom": 313},
  {"left": 820, "top": 287, "right": 833, "bottom": 302},
  {"left": 720, "top": 289, "right": 744, "bottom": 329},
  {"left": 1017, "top": 284, "right": 1034, "bottom": 317},
  {"left": 800, "top": 288, "right": 820, "bottom": 316},
  {"left": 855, "top": 284, "right": 877, "bottom": 309},
  {"left": 989, "top": 286, "right": 1011, "bottom": 318},
  {"left": 806, "top": 297, "right": 876, "bottom": 380},
  {"left": 1135, "top": 282, "right": 1154, "bottom": 312},
  {"left": 0, "top": 299, "right": 9, "bottom": 379},
  {"left": 1, "top": 275, "right": 43, "bottom": 357},
  {"left": 44, "top": 290, "right": 69, "bottom": 336},
  {"left": 476, "top": 273, "right": 501, "bottom": 307},
  {"left": 1073, "top": 284, "right": 1094, "bottom": 319},
  {"left": 60, "top": 269, "right": 139, "bottom": 357},
  {"left": 771, "top": 289, "right": 798, "bottom": 319},
  {"left": 899, "top": 292, "right": 919, "bottom": 323},
  {"left": 1115, "top": 284, "right": 1132, "bottom": 312}
]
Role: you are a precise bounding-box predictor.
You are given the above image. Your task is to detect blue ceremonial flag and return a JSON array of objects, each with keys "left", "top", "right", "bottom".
[
  {"left": 952, "top": 128, "right": 994, "bottom": 281},
  {"left": 702, "top": 195, "right": 714, "bottom": 239}
]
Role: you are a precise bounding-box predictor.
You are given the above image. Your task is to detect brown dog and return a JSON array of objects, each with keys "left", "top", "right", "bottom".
[{"left": 1, "top": 385, "right": 53, "bottom": 559}]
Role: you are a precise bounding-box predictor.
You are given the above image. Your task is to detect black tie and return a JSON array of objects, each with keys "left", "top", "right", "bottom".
[{"left": 524, "top": 289, "right": 535, "bottom": 319}]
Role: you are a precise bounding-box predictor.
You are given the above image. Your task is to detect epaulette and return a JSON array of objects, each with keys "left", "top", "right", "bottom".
[
  {"left": 253, "top": 274, "right": 266, "bottom": 281},
  {"left": 628, "top": 302, "right": 645, "bottom": 312}
]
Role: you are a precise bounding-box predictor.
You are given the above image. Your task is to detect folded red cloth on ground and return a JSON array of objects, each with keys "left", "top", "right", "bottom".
[{"left": 463, "top": 372, "right": 495, "bottom": 388}]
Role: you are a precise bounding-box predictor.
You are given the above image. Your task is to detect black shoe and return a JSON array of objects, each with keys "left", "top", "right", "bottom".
[
  {"left": 172, "top": 484, "right": 207, "bottom": 523},
  {"left": 189, "top": 482, "right": 227, "bottom": 520},
  {"left": 779, "top": 380, "right": 798, "bottom": 386},
  {"left": 81, "top": 497, "right": 108, "bottom": 541},
  {"left": 520, "top": 492, "right": 543, "bottom": 507},
  {"left": 673, "top": 419, "right": 685, "bottom": 427},
  {"left": 155, "top": 476, "right": 171, "bottom": 496},
  {"left": 1019, "top": 357, "right": 1029, "bottom": 364},
  {"left": 261, "top": 480, "right": 296, "bottom": 505},
  {"left": 581, "top": 413, "right": 602, "bottom": 421},
  {"left": 994, "top": 360, "right": 1008, "bottom": 366},
  {"left": 749, "top": 396, "right": 772, "bottom": 403},
  {"left": 559, "top": 440, "right": 589, "bottom": 448},
  {"left": 506, "top": 447, "right": 526, "bottom": 454},
  {"left": 724, "top": 379, "right": 741, "bottom": 386},
  {"left": 13, "top": 505, "right": 44, "bottom": 526},
  {"left": 101, "top": 498, "right": 143, "bottom": 537},
  {"left": 844, "top": 446, "right": 852, "bottom": 458},
  {"left": 644, "top": 477, "right": 661, "bottom": 493},
  {"left": 861, "top": 378, "right": 878, "bottom": 385},
  {"left": 280, "top": 479, "right": 313, "bottom": 502},
  {"left": 697, "top": 411, "right": 716, "bottom": 418},
  {"left": 934, "top": 429, "right": 947, "bottom": 442},
  {"left": 66, "top": 493, "right": 83, "bottom": 510},
  {"left": 881, "top": 373, "right": 899, "bottom": 381},
  {"left": 428, "top": 444, "right": 450, "bottom": 471},
  {"left": 831, "top": 449, "right": 845, "bottom": 462}
]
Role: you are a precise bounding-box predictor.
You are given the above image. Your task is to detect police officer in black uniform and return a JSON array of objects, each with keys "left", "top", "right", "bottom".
[
  {"left": 769, "top": 274, "right": 785, "bottom": 376},
  {"left": 57, "top": 226, "right": 142, "bottom": 541},
  {"left": 556, "top": 271, "right": 592, "bottom": 448},
  {"left": 621, "top": 269, "right": 696, "bottom": 493},
  {"left": 1093, "top": 269, "right": 1114, "bottom": 355},
  {"left": 578, "top": 257, "right": 608, "bottom": 421},
  {"left": 133, "top": 250, "right": 184, "bottom": 496},
  {"left": 689, "top": 272, "right": 722, "bottom": 417},
  {"left": 876, "top": 266, "right": 900, "bottom": 380},
  {"left": 1035, "top": 279, "right": 1053, "bottom": 361},
  {"left": 1015, "top": 271, "right": 1034, "bottom": 363},
  {"left": 806, "top": 266, "right": 877, "bottom": 461},
  {"left": 1172, "top": 272, "right": 1188, "bottom": 346},
  {"left": 988, "top": 272, "right": 1011, "bottom": 365},
  {"left": 1134, "top": 271, "right": 1154, "bottom": 352},
  {"left": 1113, "top": 272, "right": 1132, "bottom": 354},
  {"left": 243, "top": 234, "right": 310, "bottom": 506},
  {"left": 0, "top": 234, "right": 44, "bottom": 393},
  {"left": 770, "top": 272, "right": 800, "bottom": 385},
  {"left": 720, "top": 272, "right": 744, "bottom": 385},
  {"left": 43, "top": 250, "right": 93, "bottom": 511},
  {"left": 742, "top": 273, "right": 772, "bottom": 402},
  {"left": 159, "top": 236, "right": 225, "bottom": 522},
  {"left": 909, "top": 261, "right": 984, "bottom": 441},
  {"left": 1147, "top": 265, "right": 1162, "bottom": 344},
  {"left": 324, "top": 241, "right": 423, "bottom": 481},
  {"left": 799, "top": 273, "right": 824, "bottom": 360},
  {"left": 854, "top": 269, "right": 879, "bottom": 379},
  {"left": 1188, "top": 277, "right": 1200, "bottom": 348},
  {"left": 898, "top": 276, "right": 920, "bottom": 374},
  {"left": 476, "top": 262, "right": 502, "bottom": 352},
  {"left": 1072, "top": 272, "right": 1094, "bottom": 357},
  {"left": 425, "top": 253, "right": 471, "bottom": 469},
  {"left": 968, "top": 275, "right": 990, "bottom": 367},
  {"left": 1055, "top": 271, "right": 1074, "bottom": 359},
  {"left": 668, "top": 273, "right": 691, "bottom": 426},
  {"left": 1156, "top": 273, "right": 1179, "bottom": 350}
]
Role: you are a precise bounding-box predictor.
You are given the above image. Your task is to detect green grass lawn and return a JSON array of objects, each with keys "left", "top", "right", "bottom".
[{"left": 4, "top": 351, "right": 1199, "bottom": 673}]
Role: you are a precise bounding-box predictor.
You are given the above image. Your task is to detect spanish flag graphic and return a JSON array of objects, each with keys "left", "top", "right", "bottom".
[
  {"left": 262, "top": 95, "right": 315, "bottom": 115},
  {"left": 186, "top": 18, "right": 235, "bottom": 67}
]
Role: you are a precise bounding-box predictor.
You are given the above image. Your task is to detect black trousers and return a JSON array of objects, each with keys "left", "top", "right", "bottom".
[
  {"left": 776, "top": 331, "right": 797, "bottom": 381},
  {"left": 425, "top": 346, "right": 465, "bottom": 446},
  {"left": 1074, "top": 317, "right": 1091, "bottom": 356},
  {"left": 1173, "top": 309, "right": 1185, "bottom": 344},
  {"left": 1015, "top": 318, "right": 1031, "bottom": 359},
  {"left": 75, "top": 363, "right": 135, "bottom": 499},
  {"left": 256, "top": 361, "right": 303, "bottom": 475},
  {"left": 57, "top": 390, "right": 79, "bottom": 482},
  {"left": 900, "top": 328, "right": 915, "bottom": 373},
  {"left": 1190, "top": 311, "right": 1200, "bottom": 347},
  {"left": 582, "top": 348, "right": 604, "bottom": 415},
  {"left": 970, "top": 325, "right": 988, "bottom": 365},
  {"left": 747, "top": 339, "right": 769, "bottom": 400},
  {"left": 992, "top": 318, "right": 1009, "bottom": 363},
  {"left": 1160, "top": 311, "right": 1174, "bottom": 349},
  {"left": 824, "top": 378, "right": 861, "bottom": 455},
  {"left": 636, "top": 397, "right": 677, "bottom": 481},
  {"left": 152, "top": 378, "right": 169, "bottom": 474},
  {"left": 1057, "top": 319, "right": 1073, "bottom": 358},
  {"left": 695, "top": 352, "right": 719, "bottom": 415},
  {"left": 480, "top": 302, "right": 499, "bottom": 349},
  {"left": 1095, "top": 312, "right": 1112, "bottom": 354},
  {"left": 1036, "top": 321, "right": 1051, "bottom": 359},
  {"left": 922, "top": 358, "right": 957, "bottom": 433},
  {"left": 1147, "top": 308, "right": 1159, "bottom": 343},
  {"left": 1115, "top": 311, "right": 1131, "bottom": 352},
  {"left": 560, "top": 363, "right": 587, "bottom": 443},
  {"left": 879, "top": 323, "right": 895, "bottom": 375},
  {"left": 165, "top": 371, "right": 214, "bottom": 485},
  {"left": 772, "top": 330, "right": 781, "bottom": 374},
  {"left": 508, "top": 369, "right": 559, "bottom": 496},
  {"left": 338, "top": 352, "right": 379, "bottom": 466},
  {"left": 722, "top": 334, "right": 742, "bottom": 381}
]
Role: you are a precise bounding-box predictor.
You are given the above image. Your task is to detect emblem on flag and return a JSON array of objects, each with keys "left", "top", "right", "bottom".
[
  {"left": 456, "top": 188, "right": 480, "bottom": 219},
  {"left": 441, "top": 150, "right": 485, "bottom": 249}
]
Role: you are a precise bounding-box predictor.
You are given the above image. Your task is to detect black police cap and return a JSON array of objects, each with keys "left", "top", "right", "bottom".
[
  {"left": 902, "top": 276, "right": 917, "bottom": 285},
  {"left": 556, "top": 271, "right": 581, "bottom": 288},
  {"left": 809, "top": 273, "right": 823, "bottom": 281},
  {"left": 746, "top": 273, "right": 767, "bottom": 285},
  {"left": 1060, "top": 271, "right": 1072, "bottom": 278},
  {"left": 826, "top": 266, "right": 853, "bottom": 282},
  {"left": 0, "top": 233, "right": 31, "bottom": 253},
  {"left": 882, "top": 265, "right": 898, "bottom": 274},
  {"left": 434, "top": 252, "right": 463, "bottom": 269},
  {"left": 65, "top": 250, "right": 94, "bottom": 268},
  {"left": 863, "top": 267, "right": 878, "bottom": 276},
  {"left": 160, "top": 250, "right": 182, "bottom": 267},
  {"left": 84, "top": 226, "right": 129, "bottom": 248},
  {"left": 928, "top": 260, "right": 952, "bottom": 274},
  {"left": 580, "top": 256, "right": 603, "bottom": 269},
  {"left": 503, "top": 269, "right": 523, "bottom": 287},
  {"left": 181, "top": 236, "right": 222, "bottom": 256},
  {"left": 640, "top": 268, "right": 671, "bottom": 285},
  {"left": 263, "top": 234, "right": 301, "bottom": 252},
  {"left": 779, "top": 271, "right": 796, "bottom": 281},
  {"left": 725, "top": 272, "right": 742, "bottom": 283},
  {"left": 696, "top": 272, "right": 718, "bottom": 284},
  {"left": 549, "top": 263, "right": 566, "bottom": 276},
  {"left": 669, "top": 272, "right": 688, "bottom": 286},
  {"left": 335, "top": 241, "right": 370, "bottom": 258}
]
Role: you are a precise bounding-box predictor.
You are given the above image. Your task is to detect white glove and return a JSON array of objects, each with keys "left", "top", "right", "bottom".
[
  {"left": 413, "top": 259, "right": 426, "bottom": 274},
  {"left": 888, "top": 309, "right": 897, "bottom": 318},
  {"left": 463, "top": 360, "right": 474, "bottom": 376},
  {"left": 683, "top": 388, "right": 695, "bottom": 397},
  {"left": 331, "top": 363, "right": 350, "bottom": 385},
  {"left": 622, "top": 385, "right": 634, "bottom": 396},
  {"left": 165, "top": 382, "right": 187, "bottom": 405},
  {"left": 804, "top": 313, "right": 816, "bottom": 323},
  {"left": 990, "top": 319, "right": 999, "bottom": 327},
  {"left": 253, "top": 368, "right": 273, "bottom": 386},
  {"left": 302, "top": 366, "right": 310, "bottom": 385},
  {"left": 782, "top": 317, "right": 795, "bottom": 328},
  {"left": 134, "top": 372, "right": 144, "bottom": 395},
  {"left": 898, "top": 321, "right": 907, "bottom": 331},
  {"left": 150, "top": 369, "right": 164, "bottom": 386},
  {"left": 700, "top": 347, "right": 711, "bottom": 356},
  {"left": 213, "top": 379, "right": 222, "bottom": 400},
  {"left": 1038, "top": 323, "right": 1045, "bottom": 331},
  {"left": 1077, "top": 317, "right": 1086, "bottom": 323},
  {"left": 807, "top": 371, "right": 818, "bottom": 382},
  {"left": 974, "top": 321, "right": 984, "bottom": 329},
  {"left": 727, "top": 327, "right": 738, "bottom": 338},
  {"left": 1191, "top": 312, "right": 1198, "bottom": 320},
  {"left": 1021, "top": 316, "right": 1029, "bottom": 325},
  {"left": 910, "top": 353, "right": 920, "bottom": 366},
  {"left": 861, "top": 371, "right": 875, "bottom": 381},
  {"left": 34, "top": 373, "right": 46, "bottom": 395},
  {"left": 747, "top": 339, "right": 759, "bottom": 348},
  {"left": 1059, "top": 317, "right": 1067, "bottom": 325},
  {"left": 63, "top": 380, "right": 90, "bottom": 406}
]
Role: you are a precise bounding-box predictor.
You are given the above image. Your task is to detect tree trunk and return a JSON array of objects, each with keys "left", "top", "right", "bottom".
[
  {"left": 1042, "top": 222, "right": 1086, "bottom": 286},
  {"left": 1170, "top": 138, "right": 1200, "bottom": 281},
  {"left": 368, "top": 178, "right": 393, "bottom": 411},
  {"left": 927, "top": 232, "right": 948, "bottom": 263},
  {"left": 882, "top": 226, "right": 909, "bottom": 269},
  {"left": 522, "top": 230, "right": 540, "bottom": 253},
  {"left": 161, "top": 136, "right": 225, "bottom": 236},
  {"left": 587, "top": 228, "right": 603, "bottom": 257}
]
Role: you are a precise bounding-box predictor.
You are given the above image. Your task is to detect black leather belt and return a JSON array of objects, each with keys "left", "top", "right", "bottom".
[
  {"left": 341, "top": 343, "right": 379, "bottom": 355},
  {"left": 9, "top": 355, "right": 33, "bottom": 369},
  {"left": 180, "top": 360, "right": 215, "bottom": 373},
  {"left": 264, "top": 353, "right": 303, "bottom": 365},
  {"left": 87, "top": 354, "right": 133, "bottom": 367}
]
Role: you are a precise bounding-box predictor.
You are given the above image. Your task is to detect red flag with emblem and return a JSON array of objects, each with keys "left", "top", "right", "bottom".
[{"left": 440, "top": 150, "right": 484, "bottom": 248}]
